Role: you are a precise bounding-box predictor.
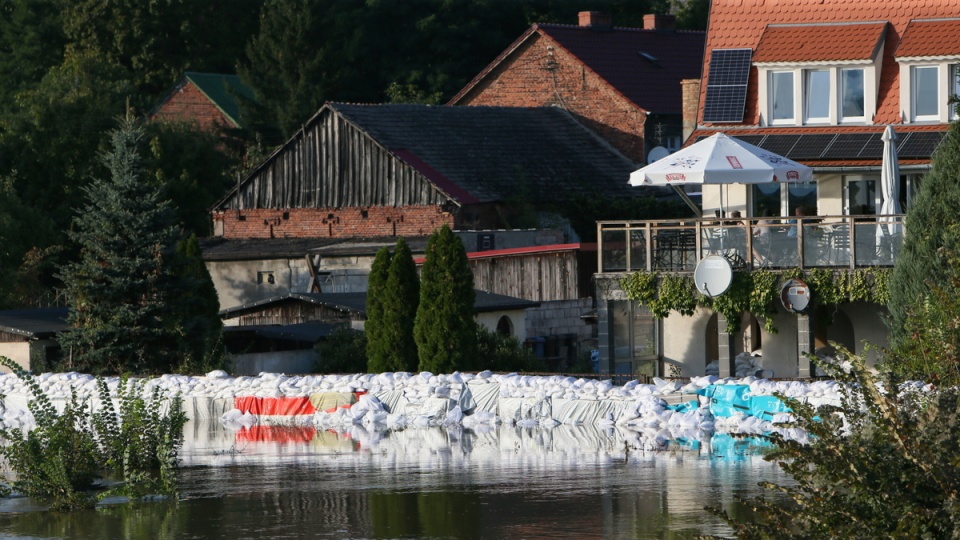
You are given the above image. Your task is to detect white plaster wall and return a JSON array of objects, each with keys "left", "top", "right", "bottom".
[
  {"left": 475, "top": 309, "right": 528, "bottom": 343},
  {"left": 702, "top": 185, "right": 749, "bottom": 218},
  {"left": 0, "top": 343, "right": 32, "bottom": 373},
  {"left": 662, "top": 308, "right": 711, "bottom": 376},
  {"left": 229, "top": 350, "right": 316, "bottom": 376}
]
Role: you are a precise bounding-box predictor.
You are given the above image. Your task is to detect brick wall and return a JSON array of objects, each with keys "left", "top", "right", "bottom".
[
  {"left": 214, "top": 206, "right": 454, "bottom": 239},
  {"left": 151, "top": 80, "right": 235, "bottom": 131},
  {"left": 456, "top": 33, "right": 647, "bottom": 162},
  {"left": 681, "top": 78, "right": 701, "bottom": 142}
]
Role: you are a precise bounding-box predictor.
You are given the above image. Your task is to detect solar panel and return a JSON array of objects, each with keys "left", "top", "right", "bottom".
[
  {"left": 788, "top": 134, "right": 836, "bottom": 159},
  {"left": 731, "top": 135, "right": 765, "bottom": 147},
  {"left": 702, "top": 49, "right": 752, "bottom": 123},
  {"left": 821, "top": 133, "right": 871, "bottom": 159},
  {"left": 897, "top": 131, "right": 946, "bottom": 159},
  {"left": 857, "top": 133, "right": 884, "bottom": 159},
  {"left": 756, "top": 134, "right": 800, "bottom": 156}
]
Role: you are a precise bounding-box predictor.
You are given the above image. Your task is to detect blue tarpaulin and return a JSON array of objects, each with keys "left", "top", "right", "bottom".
[{"left": 696, "top": 384, "right": 791, "bottom": 420}]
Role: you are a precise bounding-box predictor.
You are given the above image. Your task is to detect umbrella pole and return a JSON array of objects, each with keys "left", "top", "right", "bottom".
[{"left": 672, "top": 185, "right": 702, "bottom": 218}]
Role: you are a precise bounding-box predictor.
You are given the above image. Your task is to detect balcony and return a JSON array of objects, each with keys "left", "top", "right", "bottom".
[{"left": 597, "top": 215, "right": 904, "bottom": 274}]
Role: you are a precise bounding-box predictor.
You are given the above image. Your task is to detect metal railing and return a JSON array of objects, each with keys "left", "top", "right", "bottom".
[{"left": 597, "top": 214, "right": 905, "bottom": 274}]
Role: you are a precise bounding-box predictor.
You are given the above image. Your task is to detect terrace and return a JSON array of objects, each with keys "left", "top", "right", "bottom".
[{"left": 597, "top": 214, "right": 904, "bottom": 274}]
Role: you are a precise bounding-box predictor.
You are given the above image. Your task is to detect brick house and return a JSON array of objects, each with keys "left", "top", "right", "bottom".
[
  {"left": 203, "top": 103, "right": 659, "bottom": 355},
  {"left": 593, "top": 0, "right": 959, "bottom": 378},
  {"left": 449, "top": 12, "right": 705, "bottom": 164},
  {"left": 149, "top": 72, "right": 254, "bottom": 132}
]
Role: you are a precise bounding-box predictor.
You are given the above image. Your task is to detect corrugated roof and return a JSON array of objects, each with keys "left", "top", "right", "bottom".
[
  {"left": 330, "top": 103, "right": 647, "bottom": 204},
  {"left": 184, "top": 72, "right": 255, "bottom": 127},
  {"left": 895, "top": 18, "right": 960, "bottom": 58},
  {"left": 700, "top": 0, "right": 960, "bottom": 127},
  {"left": 753, "top": 23, "right": 887, "bottom": 63},
  {"left": 220, "top": 290, "right": 539, "bottom": 318},
  {"left": 0, "top": 307, "right": 69, "bottom": 338}
]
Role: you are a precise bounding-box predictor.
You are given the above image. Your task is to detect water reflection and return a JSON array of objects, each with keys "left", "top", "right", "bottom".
[{"left": 0, "top": 422, "right": 788, "bottom": 539}]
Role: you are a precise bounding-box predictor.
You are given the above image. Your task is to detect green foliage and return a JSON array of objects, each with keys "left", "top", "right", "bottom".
[
  {"left": 475, "top": 325, "right": 546, "bottom": 373},
  {"left": 316, "top": 326, "right": 368, "bottom": 374},
  {"left": 0, "top": 357, "right": 186, "bottom": 510},
  {"left": 170, "top": 234, "right": 225, "bottom": 375},
  {"left": 415, "top": 225, "right": 477, "bottom": 373},
  {"left": 708, "top": 349, "right": 960, "bottom": 538},
  {"left": 57, "top": 118, "right": 203, "bottom": 375},
  {"left": 365, "top": 246, "right": 393, "bottom": 374},
  {"left": 620, "top": 269, "right": 891, "bottom": 334},
  {"left": 382, "top": 238, "right": 420, "bottom": 372}
]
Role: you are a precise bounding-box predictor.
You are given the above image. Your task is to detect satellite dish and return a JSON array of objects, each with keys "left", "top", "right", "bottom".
[
  {"left": 647, "top": 146, "right": 670, "bottom": 164},
  {"left": 780, "top": 278, "right": 811, "bottom": 313},
  {"left": 694, "top": 255, "right": 733, "bottom": 297}
]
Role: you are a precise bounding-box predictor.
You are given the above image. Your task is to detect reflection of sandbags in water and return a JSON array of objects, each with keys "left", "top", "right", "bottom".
[
  {"left": 312, "top": 429, "right": 360, "bottom": 452},
  {"left": 236, "top": 425, "right": 317, "bottom": 443}
]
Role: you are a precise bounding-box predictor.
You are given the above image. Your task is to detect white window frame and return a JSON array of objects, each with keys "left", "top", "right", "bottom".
[
  {"left": 898, "top": 58, "right": 960, "bottom": 123},
  {"left": 804, "top": 69, "right": 832, "bottom": 123},
  {"left": 839, "top": 68, "right": 866, "bottom": 123},
  {"left": 769, "top": 70, "right": 796, "bottom": 124},
  {"left": 756, "top": 63, "right": 876, "bottom": 126},
  {"left": 911, "top": 65, "right": 940, "bottom": 121}
]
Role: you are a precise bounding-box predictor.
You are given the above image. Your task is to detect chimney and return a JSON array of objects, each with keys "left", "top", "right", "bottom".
[
  {"left": 643, "top": 14, "right": 676, "bottom": 31},
  {"left": 681, "top": 78, "right": 701, "bottom": 141},
  {"left": 578, "top": 11, "right": 613, "bottom": 31}
]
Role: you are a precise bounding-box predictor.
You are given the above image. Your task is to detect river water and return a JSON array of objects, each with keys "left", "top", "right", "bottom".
[{"left": 0, "top": 421, "right": 790, "bottom": 539}]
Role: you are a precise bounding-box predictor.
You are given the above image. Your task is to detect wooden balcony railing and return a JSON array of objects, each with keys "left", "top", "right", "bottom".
[{"left": 596, "top": 214, "right": 905, "bottom": 274}]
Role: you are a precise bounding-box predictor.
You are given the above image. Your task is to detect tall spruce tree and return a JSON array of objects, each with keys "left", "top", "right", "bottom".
[
  {"left": 171, "top": 234, "right": 225, "bottom": 374},
  {"left": 382, "top": 238, "right": 420, "bottom": 372},
  {"left": 58, "top": 117, "right": 186, "bottom": 374},
  {"left": 886, "top": 119, "right": 960, "bottom": 382},
  {"left": 365, "top": 246, "right": 393, "bottom": 373},
  {"left": 415, "top": 225, "right": 476, "bottom": 373}
]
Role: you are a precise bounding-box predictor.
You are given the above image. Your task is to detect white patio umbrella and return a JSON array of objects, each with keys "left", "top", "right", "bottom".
[
  {"left": 878, "top": 125, "right": 902, "bottom": 236},
  {"left": 629, "top": 132, "right": 813, "bottom": 217}
]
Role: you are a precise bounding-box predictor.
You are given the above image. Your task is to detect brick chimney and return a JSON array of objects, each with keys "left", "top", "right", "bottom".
[
  {"left": 643, "top": 14, "right": 676, "bottom": 31},
  {"left": 681, "top": 78, "right": 701, "bottom": 141},
  {"left": 578, "top": 11, "right": 613, "bottom": 31}
]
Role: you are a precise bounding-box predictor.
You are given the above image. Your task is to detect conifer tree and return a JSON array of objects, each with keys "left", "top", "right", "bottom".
[
  {"left": 171, "top": 234, "right": 225, "bottom": 373},
  {"left": 382, "top": 238, "right": 420, "bottom": 372},
  {"left": 415, "top": 225, "right": 476, "bottom": 373},
  {"left": 58, "top": 117, "right": 185, "bottom": 374},
  {"left": 365, "top": 246, "right": 393, "bottom": 373}
]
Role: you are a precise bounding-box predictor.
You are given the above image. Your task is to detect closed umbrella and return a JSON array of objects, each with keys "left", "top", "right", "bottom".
[{"left": 878, "top": 125, "right": 902, "bottom": 235}]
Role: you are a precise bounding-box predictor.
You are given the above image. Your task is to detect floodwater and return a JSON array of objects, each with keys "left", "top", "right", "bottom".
[{"left": 0, "top": 421, "right": 790, "bottom": 539}]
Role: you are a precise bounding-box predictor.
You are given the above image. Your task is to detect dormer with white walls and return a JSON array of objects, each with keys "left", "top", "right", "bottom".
[
  {"left": 896, "top": 19, "right": 960, "bottom": 124},
  {"left": 752, "top": 23, "right": 886, "bottom": 127}
]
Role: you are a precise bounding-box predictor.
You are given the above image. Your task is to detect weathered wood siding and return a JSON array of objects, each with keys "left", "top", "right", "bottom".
[
  {"left": 222, "top": 110, "right": 449, "bottom": 210},
  {"left": 234, "top": 303, "right": 359, "bottom": 326},
  {"left": 470, "top": 252, "right": 579, "bottom": 302}
]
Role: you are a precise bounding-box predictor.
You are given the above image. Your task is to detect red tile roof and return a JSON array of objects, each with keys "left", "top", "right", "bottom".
[
  {"left": 450, "top": 23, "right": 705, "bottom": 114},
  {"left": 753, "top": 23, "right": 887, "bottom": 63},
  {"left": 895, "top": 18, "right": 960, "bottom": 58},
  {"left": 700, "top": 0, "right": 960, "bottom": 127}
]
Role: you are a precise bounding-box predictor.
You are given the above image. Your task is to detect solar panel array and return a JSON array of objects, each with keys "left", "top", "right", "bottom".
[
  {"left": 691, "top": 131, "right": 946, "bottom": 161},
  {"left": 703, "top": 49, "right": 752, "bottom": 123}
]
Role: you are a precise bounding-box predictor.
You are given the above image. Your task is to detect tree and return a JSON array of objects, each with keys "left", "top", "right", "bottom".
[
  {"left": 708, "top": 350, "right": 960, "bottom": 538},
  {"left": 58, "top": 117, "right": 188, "bottom": 374},
  {"left": 365, "top": 246, "right": 393, "bottom": 373},
  {"left": 886, "top": 120, "right": 960, "bottom": 383},
  {"left": 170, "top": 234, "right": 225, "bottom": 374},
  {"left": 382, "top": 238, "right": 420, "bottom": 372},
  {"left": 415, "top": 225, "right": 476, "bottom": 373}
]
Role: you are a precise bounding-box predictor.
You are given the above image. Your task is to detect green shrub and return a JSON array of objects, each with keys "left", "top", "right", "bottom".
[
  {"left": 0, "top": 356, "right": 186, "bottom": 510},
  {"left": 316, "top": 326, "right": 367, "bottom": 374},
  {"left": 475, "top": 325, "right": 545, "bottom": 373}
]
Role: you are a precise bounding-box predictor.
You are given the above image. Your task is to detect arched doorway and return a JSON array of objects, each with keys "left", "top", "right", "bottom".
[{"left": 496, "top": 315, "right": 514, "bottom": 337}]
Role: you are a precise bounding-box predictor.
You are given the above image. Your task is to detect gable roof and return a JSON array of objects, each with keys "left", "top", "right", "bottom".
[
  {"left": 700, "top": 0, "right": 960, "bottom": 127},
  {"left": 753, "top": 22, "right": 887, "bottom": 64},
  {"left": 151, "top": 72, "right": 255, "bottom": 128},
  {"left": 0, "top": 307, "right": 69, "bottom": 339},
  {"left": 219, "top": 290, "right": 539, "bottom": 319},
  {"left": 895, "top": 18, "right": 960, "bottom": 58},
  {"left": 449, "top": 23, "right": 704, "bottom": 114},
  {"left": 218, "top": 102, "right": 650, "bottom": 210}
]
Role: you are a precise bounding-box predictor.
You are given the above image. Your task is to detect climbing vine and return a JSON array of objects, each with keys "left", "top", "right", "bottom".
[{"left": 619, "top": 268, "right": 892, "bottom": 334}]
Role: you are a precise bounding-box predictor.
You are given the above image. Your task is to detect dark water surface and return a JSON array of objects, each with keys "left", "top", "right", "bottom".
[{"left": 0, "top": 422, "right": 788, "bottom": 539}]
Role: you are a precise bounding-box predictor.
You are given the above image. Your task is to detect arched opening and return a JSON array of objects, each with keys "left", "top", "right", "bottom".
[
  {"left": 496, "top": 315, "right": 513, "bottom": 337},
  {"left": 706, "top": 313, "right": 719, "bottom": 374}
]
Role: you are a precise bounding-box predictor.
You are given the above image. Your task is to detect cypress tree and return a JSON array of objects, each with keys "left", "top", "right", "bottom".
[
  {"left": 415, "top": 225, "right": 476, "bottom": 373},
  {"left": 887, "top": 119, "right": 960, "bottom": 382},
  {"left": 171, "top": 234, "right": 225, "bottom": 373},
  {"left": 365, "top": 246, "right": 393, "bottom": 373},
  {"left": 58, "top": 117, "right": 184, "bottom": 374},
  {"left": 382, "top": 238, "right": 420, "bottom": 372}
]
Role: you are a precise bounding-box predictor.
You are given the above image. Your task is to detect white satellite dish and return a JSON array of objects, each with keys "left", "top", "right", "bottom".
[
  {"left": 694, "top": 255, "right": 733, "bottom": 297},
  {"left": 647, "top": 146, "right": 670, "bottom": 164}
]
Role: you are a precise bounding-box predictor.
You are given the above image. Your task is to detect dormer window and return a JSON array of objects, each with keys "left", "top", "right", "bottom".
[
  {"left": 895, "top": 18, "right": 960, "bottom": 124},
  {"left": 752, "top": 22, "right": 885, "bottom": 127}
]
